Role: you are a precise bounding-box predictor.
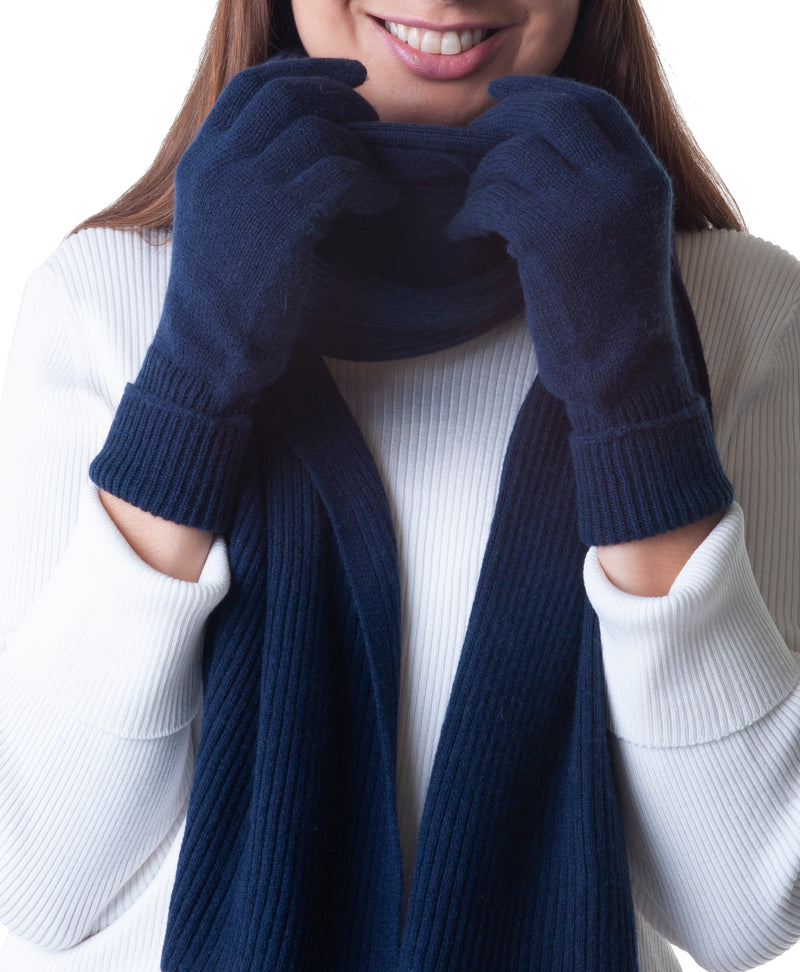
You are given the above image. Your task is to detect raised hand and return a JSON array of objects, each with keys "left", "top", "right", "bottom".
[
  {"left": 90, "top": 57, "right": 397, "bottom": 531},
  {"left": 157, "top": 57, "right": 396, "bottom": 409},
  {"left": 452, "top": 75, "right": 732, "bottom": 544}
]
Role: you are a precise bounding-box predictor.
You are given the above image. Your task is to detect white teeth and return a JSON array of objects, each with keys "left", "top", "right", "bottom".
[
  {"left": 383, "top": 20, "right": 490, "bottom": 54},
  {"left": 440, "top": 31, "right": 461, "bottom": 55},
  {"left": 420, "top": 29, "right": 441, "bottom": 53}
]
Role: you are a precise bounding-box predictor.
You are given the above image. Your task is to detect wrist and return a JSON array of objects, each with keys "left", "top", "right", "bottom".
[
  {"left": 596, "top": 512, "right": 724, "bottom": 596},
  {"left": 99, "top": 490, "right": 215, "bottom": 583}
]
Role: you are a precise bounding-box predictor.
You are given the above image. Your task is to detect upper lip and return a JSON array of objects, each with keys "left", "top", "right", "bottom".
[{"left": 372, "top": 13, "right": 504, "bottom": 31}]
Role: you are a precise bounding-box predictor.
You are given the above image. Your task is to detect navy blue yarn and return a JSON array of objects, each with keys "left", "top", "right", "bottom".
[
  {"left": 87, "top": 59, "right": 734, "bottom": 972},
  {"left": 449, "top": 74, "right": 733, "bottom": 545},
  {"left": 89, "top": 58, "right": 525, "bottom": 532},
  {"left": 159, "top": 357, "right": 641, "bottom": 971}
]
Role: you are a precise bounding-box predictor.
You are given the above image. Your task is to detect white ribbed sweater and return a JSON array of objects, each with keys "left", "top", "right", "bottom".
[{"left": 0, "top": 228, "right": 799, "bottom": 971}]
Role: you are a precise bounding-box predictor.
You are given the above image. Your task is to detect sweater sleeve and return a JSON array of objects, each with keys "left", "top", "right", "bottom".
[
  {"left": 0, "top": 232, "right": 230, "bottom": 949},
  {"left": 589, "top": 236, "right": 800, "bottom": 971}
]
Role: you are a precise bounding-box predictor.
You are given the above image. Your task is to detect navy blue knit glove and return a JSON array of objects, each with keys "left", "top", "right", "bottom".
[
  {"left": 450, "top": 75, "right": 732, "bottom": 545},
  {"left": 91, "top": 58, "right": 396, "bottom": 530}
]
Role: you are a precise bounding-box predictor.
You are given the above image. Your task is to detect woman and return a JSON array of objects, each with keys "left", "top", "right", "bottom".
[{"left": 1, "top": 0, "right": 798, "bottom": 969}]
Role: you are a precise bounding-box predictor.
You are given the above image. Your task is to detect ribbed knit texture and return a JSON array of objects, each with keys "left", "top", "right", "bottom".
[
  {"left": 160, "top": 351, "right": 639, "bottom": 971},
  {"left": 2, "top": 227, "right": 799, "bottom": 972},
  {"left": 328, "top": 316, "right": 537, "bottom": 906}
]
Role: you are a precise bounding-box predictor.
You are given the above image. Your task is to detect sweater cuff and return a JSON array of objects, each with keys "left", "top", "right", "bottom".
[
  {"left": 586, "top": 503, "right": 800, "bottom": 748},
  {"left": 570, "top": 396, "right": 734, "bottom": 546},
  {"left": 4, "top": 485, "right": 230, "bottom": 739},
  {"left": 89, "top": 347, "right": 253, "bottom": 532}
]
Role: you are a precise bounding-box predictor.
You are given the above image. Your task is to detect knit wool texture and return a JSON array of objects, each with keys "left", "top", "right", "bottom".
[
  {"left": 89, "top": 57, "right": 396, "bottom": 532},
  {"left": 450, "top": 75, "right": 734, "bottom": 545},
  {"left": 160, "top": 354, "right": 640, "bottom": 971},
  {"left": 88, "top": 66, "right": 733, "bottom": 971}
]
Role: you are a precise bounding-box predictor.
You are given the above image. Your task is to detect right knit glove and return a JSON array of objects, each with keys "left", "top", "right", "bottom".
[
  {"left": 451, "top": 74, "right": 733, "bottom": 546},
  {"left": 90, "top": 57, "right": 396, "bottom": 531}
]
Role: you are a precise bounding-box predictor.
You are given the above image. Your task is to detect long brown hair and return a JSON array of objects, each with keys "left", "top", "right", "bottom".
[{"left": 74, "top": 0, "right": 744, "bottom": 235}]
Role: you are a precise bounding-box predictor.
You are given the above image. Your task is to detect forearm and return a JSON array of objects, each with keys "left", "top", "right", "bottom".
[
  {"left": 589, "top": 505, "right": 800, "bottom": 967},
  {"left": 615, "top": 692, "right": 800, "bottom": 970},
  {"left": 0, "top": 668, "right": 194, "bottom": 949},
  {"left": 596, "top": 512, "right": 724, "bottom": 596},
  {"left": 0, "top": 233, "right": 234, "bottom": 948},
  {"left": 99, "top": 489, "right": 215, "bottom": 583},
  {"left": 1, "top": 488, "right": 229, "bottom": 947}
]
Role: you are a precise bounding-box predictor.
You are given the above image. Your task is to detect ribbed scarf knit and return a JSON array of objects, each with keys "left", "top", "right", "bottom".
[{"left": 86, "top": 91, "right": 731, "bottom": 966}]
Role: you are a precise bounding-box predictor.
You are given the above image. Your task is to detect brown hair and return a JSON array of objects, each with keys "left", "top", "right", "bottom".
[{"left": 73, "top": 0, "right": 744, "bottom": 235}]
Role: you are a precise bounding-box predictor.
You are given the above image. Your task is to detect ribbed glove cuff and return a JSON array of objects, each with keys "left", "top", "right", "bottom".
[
  {"left": 90, "top": 348, "right": 253, "bottom": 532},
  {"left": 569, "top": 396, "right": 734, "bottom": 546}
]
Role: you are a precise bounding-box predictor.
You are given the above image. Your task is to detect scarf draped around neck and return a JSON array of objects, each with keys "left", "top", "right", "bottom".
[{"left": 159, "top": 104, "right": 661, "bottom": 972}]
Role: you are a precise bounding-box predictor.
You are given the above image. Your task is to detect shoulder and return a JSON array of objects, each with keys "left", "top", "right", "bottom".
[
  {"left": 675, "top": 229, "right": 800, "bottom": 434},
  {"left": 32, "top": 226, "right": 173, "bottom": 400},
  {"left": 676, "top": 229, "right": 800, "bottom": 319},
  {"left": 43, "top": 225, "right": 173, "bottom": 333}
]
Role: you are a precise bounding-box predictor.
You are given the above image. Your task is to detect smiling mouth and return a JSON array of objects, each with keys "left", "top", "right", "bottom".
[{"left": 381, "top": 19, "right": 499, "bottom": 55}]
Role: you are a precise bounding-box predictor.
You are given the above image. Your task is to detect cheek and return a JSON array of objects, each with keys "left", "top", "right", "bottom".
[
  {"left": 291, "top": 0, "right": 362, "bottom": 60},
  {"left": 514, "top": 0, "right": 581, "bottom": 75}
]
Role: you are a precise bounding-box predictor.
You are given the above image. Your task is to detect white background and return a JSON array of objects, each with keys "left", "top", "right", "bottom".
[{"left": 0, "top": 2, "right": 798, "bottom": 968}]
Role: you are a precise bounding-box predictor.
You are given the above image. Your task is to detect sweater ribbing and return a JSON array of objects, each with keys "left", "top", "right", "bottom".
[{"left": 1, "top": 228, "right": 790, "bottom": 972}]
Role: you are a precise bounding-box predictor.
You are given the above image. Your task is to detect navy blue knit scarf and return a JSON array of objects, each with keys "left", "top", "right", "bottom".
[{"left": 154, "top": 111, "right": 688, "bottom": 971}]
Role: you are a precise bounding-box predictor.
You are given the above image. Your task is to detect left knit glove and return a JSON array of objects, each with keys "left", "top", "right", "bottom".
[
  {"left": 90, "top": 57, "right": 396, "bottom": 532},
  {"left": 450, "top": 74, "right": 732, "bottom": 545}
]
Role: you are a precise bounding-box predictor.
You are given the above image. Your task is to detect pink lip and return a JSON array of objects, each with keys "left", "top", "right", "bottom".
[
  {"left": 372, "top": 13, "right": 503, "bottom": 32},
  {"left": 369, "top": 17, "right": 509, "bottom": 81}
]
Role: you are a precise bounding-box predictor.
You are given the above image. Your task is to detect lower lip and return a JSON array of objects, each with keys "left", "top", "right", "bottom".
[{"left": 370, "top": 19, "right": 508, "bottom": 80}]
